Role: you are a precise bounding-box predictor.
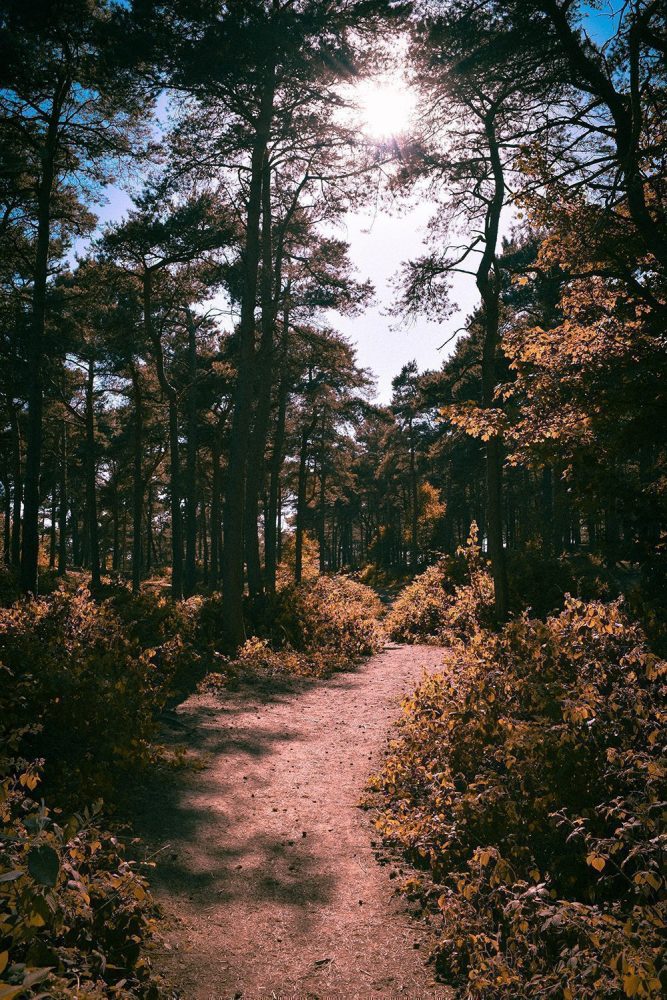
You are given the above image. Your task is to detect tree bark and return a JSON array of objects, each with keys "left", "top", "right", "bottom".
[
  {"left": 409, "top": 417, "right": 419, "bottom": 570},
  {"left": 222, "top": 67, "right": 275, "bottom": 648},
  {"left": 21, "top": 85, "right": 65, "bottom": 593},
  {"left": 265, "top": 310, "right": 289, "bottom": 593},
  {"left": 184, "top": 309, "right": 199, "bottom": 596},
  {"left": 57, "top": 421, "right": 68, "bottom": 575},
  {"left": 2, "top": 478, "right": 10, "bottom": 565},
  {"left": 131, "top": 369, "right": 144, "bottom": 594},
  {"left": 85, "top": 359, "right": 102, "bottom": 589},
  {"left": 8, "top": 401, "right": 22, "bottom": 569},
  {"left": 210, "top": 439, "right": 222, "bottom": 586},
  {"left": 144, "top": 270, "right": 183, "bottom": 599},
  {"left": 49, "top": 486, "right": 57, "bottom": 568},
  {"left": 294, "top": 425, "right": 310, "bottom": 585},
  {"left": 477, "top": 115, "right": 509, "bottom": 622},
  {"left": 245, "top": 156, "right": 275, "bottom": 600},
  {"left": 294, "top": 415, "right": 318, "bottom": 584}
]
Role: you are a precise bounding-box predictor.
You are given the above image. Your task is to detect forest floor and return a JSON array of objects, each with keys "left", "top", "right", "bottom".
[{"left": 132, "top": 643, "right": 453, "bottom": 1000}]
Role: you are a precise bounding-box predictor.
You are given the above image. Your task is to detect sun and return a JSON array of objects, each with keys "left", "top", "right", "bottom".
[{"left": 353, "top": 77, "right": 417, "bottom": 141}]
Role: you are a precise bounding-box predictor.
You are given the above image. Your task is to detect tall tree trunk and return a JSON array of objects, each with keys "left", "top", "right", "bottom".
[
  {"left": 477, "top": 116, "right": 508, "bottom": 622},
  {"left": 112, "top": 481, "right": 120, "bottom": 573},
  {"left": 222, "top": 68, "right": 275, "bottom": 648},
  {"left": 318, "top": 460, "right": 327, "bottom": 573},
  {"left": 144, "top": 270, "right": 183, "bottom": 599},
  {"left": 49, "top": 486, "right": 57, "bottom": 568},
  {"left": 245, "top": 157, "right": 276, "bottom": 601},
  {"left": 2, "top": 479, "right": 10, "bottom": 565},
  {"left": 184, "top": 309, "right": 199, "bottom": 597},
  {"left": 276, "top": 481, "right": 283, "bottom": 566},
  {"left": 145, "top": 482, "right": 153, "bottom": 576},
  {"left": 409, "top": 417, "right": 418, "bottom": 570},
  {"left": 71, "top": 498, "right": 80, "bottom": 566},
  {"left": 85, "top": 359, "right": 101, "bottom": 589},
  {"left": 57, "top": 421, "right": 68, "bottom": 575},
  {"left": 201, "top": 505, "right": 209, "bottom": 584},
  {"left": 21, "top": 88, "right": 64, "bottom": 593},
  {"left": 131, "top": 370, "right": 143, "bottom": 594},
  {"left": 265, "top": 314, "right": 289, "bottom": 594},
  {"left": 210, "top": 440, "right": 222, "bottom": 586},
  {"left": 294, "top": 425, "right": 310, "bottom": 585},
  {"left": 8, "top": 401, "right": 22, "bottom": 569}
]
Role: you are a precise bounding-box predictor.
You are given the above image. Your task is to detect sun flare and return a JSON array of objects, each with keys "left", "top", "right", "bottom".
[{"left": 354, "top": 77, "right": 416, "bottom": 140}]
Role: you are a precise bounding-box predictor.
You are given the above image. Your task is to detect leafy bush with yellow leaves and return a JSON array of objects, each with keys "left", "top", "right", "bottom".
[
  {"left": 372, "top": 598, "right": 666, "bottom": 998},
  {"left": 200, "top": 575, "right": 385, "bottom": 690},
  {"left": 270, "top": 575, "right": 385, "bottom": 660},
  {"left": 0, "top": 763, "right": 160, "bottom": 999},
  {"left": 0, "top": 652, "right": 161, "bottom": 999},
  {"left": 386, "top": 524, "right": 494, "bottom": 644},
  {"left": 0, "top": 589, "right": 183, "bottom": 806}
]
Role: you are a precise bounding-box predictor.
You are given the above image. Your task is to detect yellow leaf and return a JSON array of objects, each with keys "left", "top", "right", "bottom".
[
  {"left": 28, "top": 911, "right": 45, "bottom": 927},
  {"left": 0, "top": 987, "right": 24, "bottom": 1000},
  {"left": 586, "top": 853, "right": 606, "bottom": 872},
  {"left": 479, "top": 850, "right": 492, "bottom": 867},
  {"left": 623, "top": 973, "right": 641, "bottom": 997},
  {"left": 0, "top": 951, "right": 7, "bottom": 975}
]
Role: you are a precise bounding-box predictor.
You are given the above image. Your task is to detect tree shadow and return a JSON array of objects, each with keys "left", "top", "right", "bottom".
[{"left": 128, "top": 690, "right": 339, "bottom": 917}]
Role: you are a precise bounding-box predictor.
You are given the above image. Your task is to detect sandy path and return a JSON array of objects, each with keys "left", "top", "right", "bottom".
[{"left": 137, "top": 644, "right": 451, "bottom": 999}]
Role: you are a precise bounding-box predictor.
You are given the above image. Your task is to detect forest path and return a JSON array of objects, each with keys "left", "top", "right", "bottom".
[{"left": 136, "top": 644, "right": 452, "bottom": 999}]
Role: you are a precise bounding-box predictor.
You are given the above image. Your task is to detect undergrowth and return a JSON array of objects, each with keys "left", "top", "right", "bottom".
[
  {"left": 371, "top": 598, "right": 667, "bottom": 998},
  {"left": 385, "top": 524, "right": 495, "bottom": 644},
  {"left": 202, "top": 575, "right": 385, "bottom": 689},
  {"left": 1, "top": 571, "right": 385, "bottom": 994}
]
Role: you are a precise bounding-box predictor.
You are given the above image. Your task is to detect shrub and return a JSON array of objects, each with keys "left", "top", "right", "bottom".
[
  {"left": 0, "top": 762, "right": 160, "bottom": 999},
  {"left": 200, "top": 575, "right": 385, "bottom": 690},
  {"left": 372, "top": 598, "right": 666, "bottom": 998},
  {"left": 386, "top": 524, "right": 494, "bottom": 644},
  {"left": 0, "top": 588, "right": 181, "bottom": 806},
  {"left": 270, "top": 574, "right": 384, "bottom": 659}
]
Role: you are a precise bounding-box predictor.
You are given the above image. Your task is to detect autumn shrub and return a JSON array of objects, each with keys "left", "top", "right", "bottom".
[
  {"left": 109, "top": 588, "right": 208, "bottom": 698},
  {"left": 0, "top": 762, "right": 160, "bottom": 998},
  {"left": 372, "top": 598, "right": 666, "bottom": 998},
  {"left": 270, "top": 574, "right": 384, "bottom": 660},
  {"left": 0, "top": 661, "right": 161, "bottom": 998},
  {"left": 0, "top": 567, "right": 20, "bottom": 608},
  {"left": 386, "top": 524, "right": 494, "bottom": 644},
  {"left": 0, "top": 588, "right": 180, "bottom": 805},
  {"left": 200, "top": 636, "right": 351, "bottom": 692},
  {"left": 200, "top": 575, "right": 385, "bottom": 688}
]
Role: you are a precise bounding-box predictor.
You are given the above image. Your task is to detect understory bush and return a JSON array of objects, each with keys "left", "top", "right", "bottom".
[
  {"left": 0, "top": 656, "right": 161, "bottom": 998},
  {"left": 386, "top": 525, "right": 494, "bottom": 644},
  {"left": 0, "top": 766, "right": 160, "bottom": 999},
  {"left": 0, "top": 588, "right": 189, "bottom": 806},
  {"left": 372, "top": 598, "right": 666, "bottom": 998},
  {"left": 202, "top": 575, "right": 386, "bottom": 688},
  {"left": 0, "top": 586, "right": 204, "bottom": 997},
  {"left": 271, "top": 575, "right": 384, "bottom": 658}
]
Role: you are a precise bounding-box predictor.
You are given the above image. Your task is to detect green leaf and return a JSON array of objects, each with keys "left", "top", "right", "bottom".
[{"left": 27, "top": 846, "right": 60, "bottom": 888}]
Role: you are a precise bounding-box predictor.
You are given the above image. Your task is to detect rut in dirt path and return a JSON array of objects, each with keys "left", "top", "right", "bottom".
[{"left": 136, "top": 644, "right": 453, "bottom": 1000}]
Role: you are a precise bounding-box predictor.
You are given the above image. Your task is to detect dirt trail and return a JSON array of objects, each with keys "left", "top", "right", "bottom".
[{"left": 137, "top": 644, "right": 451, "bottom": 999}]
